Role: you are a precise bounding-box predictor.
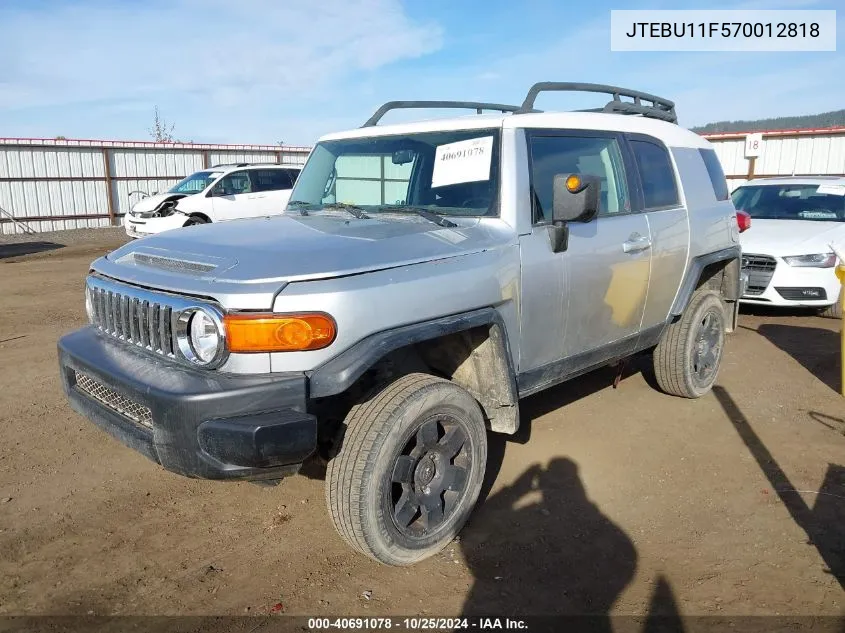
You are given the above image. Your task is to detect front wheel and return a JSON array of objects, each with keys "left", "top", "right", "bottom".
[
  {"left": 326, "top": 373, "right": 487, "bottom": 566},
  {"left": 183, "top": 215, "right": 208, "bottom": 226},
  {"left": 819, "top": 291, "right": 842, "bottom": 319},
  {"left": 653, "top": 291, "right": 726, "bottom": 398}
]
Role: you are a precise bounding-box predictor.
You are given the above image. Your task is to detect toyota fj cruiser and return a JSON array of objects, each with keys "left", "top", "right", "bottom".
[{"left": 58, "top": 83, "right": 744, "bottom": 566}]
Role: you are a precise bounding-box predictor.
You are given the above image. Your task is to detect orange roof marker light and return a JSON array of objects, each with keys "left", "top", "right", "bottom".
[{"left": 224, "top": 313, "right": 337, "bottom": 352}]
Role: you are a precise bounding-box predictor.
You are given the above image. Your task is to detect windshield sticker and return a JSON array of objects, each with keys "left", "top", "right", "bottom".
[
  {"left": 816, "top": 184, "right": 845, "bottom": 196},
  {"left": 799, "top": 210, "right": 839, "bottom": 220},
  {"left": 431, "top": 136, "right": 494, "bottom": 189}
]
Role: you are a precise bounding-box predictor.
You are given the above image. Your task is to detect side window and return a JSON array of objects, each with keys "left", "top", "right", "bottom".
[
  {"left": 528, "top": 135, "right": 631, "bottom": 223},
  {"left": 630, "top": 140, "right": 679, "bottom": 209},
  {"left": 251, "top": 169, "right": 289, "bottom": 192},
  {"left": 215, "top": 170, "right": 252, "bottom": 196},
  {"left": 699, "top": 148, "right": 730, "bottom": 201},
  {"left": 328, "top": 155, "right": 412, "bottom": 205}
]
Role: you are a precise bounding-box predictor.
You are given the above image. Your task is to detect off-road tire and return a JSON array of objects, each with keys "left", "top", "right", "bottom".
[
  {"left": 653, "top": 291, "right": 726, "bottom": 398},
  {"left": 326, "top": 373, "right": 487, "bottom": 566}
]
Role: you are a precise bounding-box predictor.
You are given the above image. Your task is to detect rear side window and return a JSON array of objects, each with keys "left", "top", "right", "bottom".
[
  {"left": 631, "top": 140, "right": 679, "bottom": 209},
  {"left": 699, "top": 149, "right": 729, "bottom": 201},
  {"left": 251, "top": 169, "right": 293, "bottom": 192}
]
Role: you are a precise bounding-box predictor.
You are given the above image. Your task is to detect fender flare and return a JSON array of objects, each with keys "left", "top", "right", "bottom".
[
  {"left": 307, "top": 307, "right": 518, "bottom": 404},
  {"left": 670, "top": 245, "right": 742, "bottom": 317}
]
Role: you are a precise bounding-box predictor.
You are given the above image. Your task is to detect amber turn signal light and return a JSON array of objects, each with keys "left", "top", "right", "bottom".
[
  {"left": 565, "top": 174, "right": 583, "bottom": 193},
  {"left": 224, "top": 313, "right": 337, "bottom": 352}
]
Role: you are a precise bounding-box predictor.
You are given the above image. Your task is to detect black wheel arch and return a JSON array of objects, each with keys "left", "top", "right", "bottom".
[
  {"left": 671, "top": 246, "right": 742, "bottom": 330},
  {"left": 308, "top": 307, "right": 521, "bottom": 435}
]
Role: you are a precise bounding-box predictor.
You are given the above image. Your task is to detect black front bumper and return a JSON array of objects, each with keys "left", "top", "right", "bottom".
[{"left": 58, "top": 327, "right": 317, "bottom": 480}]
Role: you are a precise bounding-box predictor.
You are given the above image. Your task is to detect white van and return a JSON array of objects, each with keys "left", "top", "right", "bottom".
[{"left": 124, "top": 163, "right": 301, "bottom": 238}]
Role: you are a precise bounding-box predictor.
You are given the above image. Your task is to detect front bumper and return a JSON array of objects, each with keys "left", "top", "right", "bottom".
[
  {"left": 58, "top": 327, "right": 317, "bottom": 480},
  {"left": 124, "top": 213, "right": 188, "bottom": 239},
  {"left": 740, "top": 253, "right": 840, "bottom": 307}
]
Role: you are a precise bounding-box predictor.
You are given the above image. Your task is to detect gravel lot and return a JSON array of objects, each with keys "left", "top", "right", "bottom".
[{"left": 0, "top": 228, "right": 843, "bottom": 621}]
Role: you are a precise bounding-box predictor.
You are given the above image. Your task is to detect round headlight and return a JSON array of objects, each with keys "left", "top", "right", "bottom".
[
  {"left": 189, "top": 310, "right": 221, "bottom": 363},
  {"left": 176, "top": 307, "right": 223, "bottom": 366}
]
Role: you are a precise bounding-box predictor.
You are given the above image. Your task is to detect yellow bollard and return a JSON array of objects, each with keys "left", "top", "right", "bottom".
[{"left": 830, "top": 243, "right": 845, "bottom": 396}]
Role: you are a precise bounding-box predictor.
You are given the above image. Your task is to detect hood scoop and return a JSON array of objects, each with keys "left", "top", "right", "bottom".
[{"left": 113, "top": 246, "right": 237, "bottom": 277}]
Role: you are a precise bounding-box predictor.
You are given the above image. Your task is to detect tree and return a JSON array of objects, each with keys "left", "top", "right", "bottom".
[{"left": 148, "top": 106, "right": 176, "bottom": 142}]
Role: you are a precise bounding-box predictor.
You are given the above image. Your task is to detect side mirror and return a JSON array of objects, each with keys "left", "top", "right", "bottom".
[
  {"left": 548, "top": 173, "right": 601, "bottom": 253},
  {"left": 552, "top": 173, "right": 600, "bottom": 223}
]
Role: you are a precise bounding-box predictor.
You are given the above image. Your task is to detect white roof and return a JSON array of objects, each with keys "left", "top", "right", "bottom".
[
  {"left": 205, "top": 163, "right": 299, "bottom": 173},
  {"left": 319, "top": 111, "right": 710, "bottom": 149},
  {"left": 742, "top": 176, "right": 845, "bottom": 187}
]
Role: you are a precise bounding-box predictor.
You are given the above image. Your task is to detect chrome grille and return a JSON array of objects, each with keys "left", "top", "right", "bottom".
[
  {"left": 741, "top": 254, "right": 777, "bottom": 296},
  {"left": 75, "top": 371, "right": 153, "bottom": 429},
  {"left": 87, "top": 278, "right": 179, "bottom": 357}
]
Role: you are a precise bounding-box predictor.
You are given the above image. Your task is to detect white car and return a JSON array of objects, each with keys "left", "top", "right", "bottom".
[
  {"left": 734, "top": 176, "right": 845, "bottom": 317},
  {"left": 124, "top": 163, "right": 301, "bottom": 239}
]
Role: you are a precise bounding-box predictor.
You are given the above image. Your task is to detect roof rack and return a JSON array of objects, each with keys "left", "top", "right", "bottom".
[
  {"left": 362, "top": 101, "right": 523, "bottom": 127},
  {"left": 518, "top": 82, "right": 677, "bottom": 123}
]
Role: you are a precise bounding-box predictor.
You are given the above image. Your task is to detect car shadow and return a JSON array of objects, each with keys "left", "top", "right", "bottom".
[
  {"left": 739, "top": 303, "right": 821, "bottom": 318},
  {"left": 714, "top": 386, "right": 844, "bottom": 591},
  {"left": 0, "top": 241, "right": 64, "bottom": 260},
  {"left": 755, "top": 323, "right": 840, "bottom": 392}
]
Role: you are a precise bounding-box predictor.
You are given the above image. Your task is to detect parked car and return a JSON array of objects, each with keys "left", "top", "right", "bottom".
[
  {"left": 59, "top": 82, "right": 743, "bottom": 566},
  {"left": 734, "top": 176, "right": 845, "bottom": 317},
  {"left": 124, "top": 163, "right": 301, "bottom": 238}
]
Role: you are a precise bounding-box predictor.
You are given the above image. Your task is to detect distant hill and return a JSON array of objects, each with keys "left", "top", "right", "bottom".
[{"left": 692, "top": 110, "right": 845, "bottom": 134}]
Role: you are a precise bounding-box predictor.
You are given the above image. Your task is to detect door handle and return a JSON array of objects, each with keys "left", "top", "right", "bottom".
[
  {"left": 246, "top": 194, "right": 267, "bottom": 199},
  {"left": 623, "top": 234, "right": 652, "bottom": 253}
]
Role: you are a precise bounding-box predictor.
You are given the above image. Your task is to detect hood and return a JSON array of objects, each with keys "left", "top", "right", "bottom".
[
  {"left": 739, "top": 218, "right": 845, "bottom": 257},
  {"left": 92, "top": 213, "right": 514, "bottom": 308},
  {"left": 130, "top": 192, "right": 188, "bottom": 214}
]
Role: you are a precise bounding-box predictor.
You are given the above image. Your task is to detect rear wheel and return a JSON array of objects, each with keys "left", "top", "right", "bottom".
[
  {"left": 653, "top": 291, "right": 726, "bottom": 398},
  {"left": 326, "top": 373, "right": 487, "bottom": 566},
  {"left": 183, "top": 215, "right": 208, "bottom": 226}
]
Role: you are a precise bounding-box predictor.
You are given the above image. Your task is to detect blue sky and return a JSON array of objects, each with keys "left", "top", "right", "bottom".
[{"left": 0, "top": 0, "right": 842, "bottom": 145}]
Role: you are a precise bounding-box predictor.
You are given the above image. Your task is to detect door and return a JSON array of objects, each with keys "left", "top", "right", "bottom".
[
  {"left": 249, "top": 169, "right": 296, "bottom": 216},
  {"left": 518, "top": 132, "right": 652, "bottom": 379},
  {"left": 628, "top": 136, "right": 689, "bottom": 331},
  {"left": 210, "top": 170, "right": 254, "bottom": 220}
]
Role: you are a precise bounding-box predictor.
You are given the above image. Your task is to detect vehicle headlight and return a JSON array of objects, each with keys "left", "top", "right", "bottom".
[
  {"left": 176, "top": 307, "right": 224, "bottom": 366},
  {"left": 783, "top": 253, "right": 837, "bottom": 268}
]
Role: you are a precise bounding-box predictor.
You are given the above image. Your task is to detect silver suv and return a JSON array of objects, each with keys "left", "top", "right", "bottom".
[{"left": 58, "top": 83, "right": 744, "bottom": 566}]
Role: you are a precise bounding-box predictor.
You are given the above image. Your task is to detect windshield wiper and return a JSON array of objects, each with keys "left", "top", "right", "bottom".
[
  {"left": 379, "top": 205, "right": 457, "bottom": 228},
  {"left": 287, "top": 200, "right": 369, "bottom": 219}
]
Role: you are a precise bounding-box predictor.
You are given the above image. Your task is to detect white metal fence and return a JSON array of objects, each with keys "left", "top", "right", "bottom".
[
  {"left": 703, "top": 127, "right": 845, "bottom": 191},
  {"left": 0, "top": 137, "right": 311, "bottom": 234},
  {"left": 3, "top": 129, "right": 845, "bottom": 233}
]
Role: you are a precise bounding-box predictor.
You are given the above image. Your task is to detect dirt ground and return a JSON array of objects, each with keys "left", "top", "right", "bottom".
[{"left": 0, "top": 229, "right": 843, "bottom": 621}]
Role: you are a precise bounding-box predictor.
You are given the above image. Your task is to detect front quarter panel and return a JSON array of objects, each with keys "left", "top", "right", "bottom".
[{"left": 268, "top": 245, "right": 521, "bottom": 373}]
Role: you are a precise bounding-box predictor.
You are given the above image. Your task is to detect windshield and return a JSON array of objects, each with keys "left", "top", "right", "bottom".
[
  {"left": 168, "top": 171, "right": 223, "bottom": 194},
  {"left": 288, "top": 129, "right": 501, "bottom": 217},
  {"left": 731, "top": 183, "right": 845, "bottom": 222}
]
